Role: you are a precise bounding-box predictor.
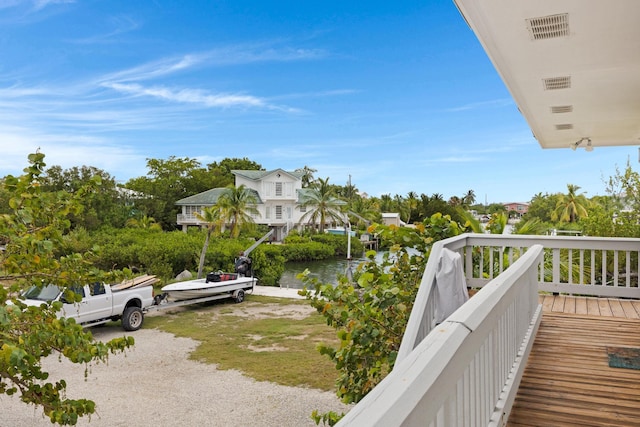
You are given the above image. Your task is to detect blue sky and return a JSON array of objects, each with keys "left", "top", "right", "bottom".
[{"left": 0, "top": 0, "right": 636, "bottom": 204}]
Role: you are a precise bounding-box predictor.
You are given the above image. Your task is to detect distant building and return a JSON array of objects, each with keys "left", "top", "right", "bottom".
[
  {"left": 503, "top": 202, "right": 529, "bottom": 217},
  {"left": 175, "top": 169, "right": 346, "bottom": 241},
  {"left": 381, "top": 212, "right": 406, "bottom": 227}
]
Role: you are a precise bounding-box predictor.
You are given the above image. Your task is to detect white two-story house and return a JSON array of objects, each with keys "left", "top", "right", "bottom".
[{"left": 176, "top": 168, "right": 309, "bottom": 241}]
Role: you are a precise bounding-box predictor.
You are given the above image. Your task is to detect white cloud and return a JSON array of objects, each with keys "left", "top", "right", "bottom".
[
  {"left": 0, "top": 130, "right": 147, "bottom": 181},
  {"left": 103, "top": 82, "right": 268, "bottom": 109},
  {"left": 445, "top": 98, "right": 513, "bottom": 112},
  {"left": 33, "top": 0, "right": 74, "bottom": 11}
]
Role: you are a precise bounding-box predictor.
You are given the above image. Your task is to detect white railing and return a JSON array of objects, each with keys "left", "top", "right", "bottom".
[
  {"left": 398, "top": 233, "right": 640, "bottom": 364},
  {"left": 337, "top": 243, "right": 543, "bottom": 427},
  {"left": 446, "top": 234, "right": 640, "bottom": 298},
  {"left": 177, "top": 214, "right": 203, "bottom": 223},
  {"left": 337, "top": 233, "right": 640, "bottom": 426}
]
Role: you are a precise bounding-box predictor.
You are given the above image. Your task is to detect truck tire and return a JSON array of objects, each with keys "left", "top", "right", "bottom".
[
  {"left": 234, "top": 289, "right": 245, "bottom": 303},
  {"left": 122, "top": 306, "right": 144, "bottom": 331}
]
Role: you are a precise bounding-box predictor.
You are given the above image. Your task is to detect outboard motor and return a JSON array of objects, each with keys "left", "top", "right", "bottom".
[{"left": 234, "top": 253, "right": 251, "bottom": 276}]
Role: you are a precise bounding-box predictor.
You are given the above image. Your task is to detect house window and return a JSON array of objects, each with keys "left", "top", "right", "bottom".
[
  {"left": 300, "top": 206, "right": 306, "bottom": 213},
  {"left": 275, "top": 182, "right": 283, "bottom": 196},
  {"left": 265, "top": 206, "right": 271, "bottom": 219},
  {"left": 185, "top": 205, "right": 202, "bottom": 217},
  {"left": 287, "top": 206, "right": 292, "bottom": 219},
  {"left": 275, "top": 205, "right": 283, "bottom": 219}
]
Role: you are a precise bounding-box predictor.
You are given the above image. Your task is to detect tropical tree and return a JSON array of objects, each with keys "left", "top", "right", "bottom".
[
  {"left": 378, "top": 194, "right": 393, "bottom": 212},
  {"left": 298, "top": 177, "right": 346, "bottom": 233},
  {"left": 125, "top": 215, "right": 162, "bottom": 230},
  {"left": 216, "top": 184, "right": 260, "bottom": 238},
  {"left": 553, "top": 184, "right": 590, "bottom": 223},
  {"left": 463, "top": 189, "right": 476, "bottom": 207},
  {"left": 302, "top": 213, "right": 464, "bottom": 425},
  {"left": 0, "top": 152, "right": 133, "bottom": 425},
  {"left": 486, "top": 211, "right": 508, "bottom": 234},
  {"left": 195, "top": 206, "right": 223, "bottom": 278},
  {"left": 42, "top": 165, "right": 129, "bottom": 229},
  {"left": 295, "top": 165, "right": 317, "bottom": 187},
  {"left": 448, "top": 195, "right": 462, "bottom": 207},
  {"left": 406, "top": 191, "right": 419, "bottom": 223},
  {"left": 606, "top": 159, "right": 640, "bottom": 213}
]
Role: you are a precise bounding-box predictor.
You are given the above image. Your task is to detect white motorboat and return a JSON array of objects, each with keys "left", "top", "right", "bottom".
[{"left": 161, "top": 273, "right": 257, "bottom": 301}]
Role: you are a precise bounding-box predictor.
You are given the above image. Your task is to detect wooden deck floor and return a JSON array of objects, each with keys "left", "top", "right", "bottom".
[{"left": 507, "top": 295, "right": 640, "bottom": 426}]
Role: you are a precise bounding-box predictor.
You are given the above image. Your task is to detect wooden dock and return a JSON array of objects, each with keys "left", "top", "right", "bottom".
[{"left": 507, "top": 295, "right": 640, "bottom": 426}]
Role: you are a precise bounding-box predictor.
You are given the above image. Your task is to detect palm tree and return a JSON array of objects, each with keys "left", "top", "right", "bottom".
[
  {"left": 217, "top": 184, "right": 260, "bottom": 238},
  {"left": 195, "top": 206, "right": 223, "bottom": 278},
  {"left": 379, "top": 194, "right": 393, "bottom": 212},
  {"left": 553, "top": 184, "right": 589, "bottom": 223},
  {"left": 449, "top": 195, "right": 462, "bottom": 207},
  {"left": 125, "top": 215, "right": 162, "bottom": 230},
  {"left": 298, "top": 177, "right": 345, "bottom": 233},
  {"left": 295, "top": 165, "right": 317, "bottom": 187},
  {"left": 463, "top": 189, "right": 476, "bottom": 207},
  {"left": 406, "top": 191, "right": 419, "bottom": 223}
]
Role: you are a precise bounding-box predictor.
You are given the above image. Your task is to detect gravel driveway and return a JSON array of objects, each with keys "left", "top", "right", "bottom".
[{"left": 1, "top": 293, "right": 351, "bottom": 427}]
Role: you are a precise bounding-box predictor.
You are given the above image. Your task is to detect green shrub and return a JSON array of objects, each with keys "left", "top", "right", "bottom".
[
  {"left": 311, "top": 233, "right": 364, "bottom": 257},
  {"left": 280, "top": 241, "right": 334, "bottom": 261},
  {"left": 251, "top": 245, "right": 285, "bottom": 286}
]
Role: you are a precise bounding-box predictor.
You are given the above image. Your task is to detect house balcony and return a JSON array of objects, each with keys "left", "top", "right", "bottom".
[
  {"left": 177, "top": 214, "right": 206, "bottom": 226},
  {"left": 337, "top": 233, "right": 640, "bottom": 426}
]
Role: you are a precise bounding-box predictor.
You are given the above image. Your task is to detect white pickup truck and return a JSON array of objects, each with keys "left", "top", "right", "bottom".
[{"left": 21, "top": 282, "right": 155, "bottom": 331}]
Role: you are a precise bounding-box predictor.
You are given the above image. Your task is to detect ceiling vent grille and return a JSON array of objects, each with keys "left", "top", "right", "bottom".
[
  {"left": 543, "top": 76, "right": 571, "bottom": 90},
  {"left": 551, "top": 105, "right": 573, "bottom": 113},
  {"left": 555, "top": 124, "right": 573, "bottom": 130},
  {"left": 526, "top": 14, "right": 570, "bottom": 40}
]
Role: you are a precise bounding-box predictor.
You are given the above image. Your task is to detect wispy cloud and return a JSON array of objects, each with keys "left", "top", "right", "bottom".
[
  {"left": 33, "top": 0, "right": 74, "bottom": 11},
  {"left": 103, "top": 82, "right": 267, "bottom": 109},
  {"left": 99, "top": 44, "right": 326, "bottom": 84},
  {"left": 97, "top": 54, "right": 206, "bottom": 84},
  {"left": 445, "top": 98, "right": 513, "bottom": 112},
  {"left": 271, "top": 89, "right": 358, "bottom": 101},
  {"left": 69, "top": 15, "right": 141, "bottom": 44}
]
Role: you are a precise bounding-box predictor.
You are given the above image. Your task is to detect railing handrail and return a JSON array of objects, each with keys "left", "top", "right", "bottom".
[{"left": 337, "top": 244, "right": 544, "bottom": 426}]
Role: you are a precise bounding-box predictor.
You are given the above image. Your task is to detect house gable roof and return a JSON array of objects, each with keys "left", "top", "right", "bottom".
[
  {"left": 232, "top": 169, "right": 304, "bottom": 181},
  {"left": 176, "top": 188, "right": 263, "bottom": 206},
  {"left": 175, "top": 188, "right": 227, "bottom": 206}
]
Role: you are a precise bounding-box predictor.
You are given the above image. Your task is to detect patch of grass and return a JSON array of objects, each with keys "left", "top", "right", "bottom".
[{"left": 144, "top": 296, "right": 339, "bottom": 391}]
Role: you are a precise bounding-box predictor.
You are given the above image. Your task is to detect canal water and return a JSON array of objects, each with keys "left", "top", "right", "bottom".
[
  {"left": 278, "top": 258, "right": 354, "bottom": 289},
  {"left": 278, "top": 253, "right": 387, "bottom": 289}
]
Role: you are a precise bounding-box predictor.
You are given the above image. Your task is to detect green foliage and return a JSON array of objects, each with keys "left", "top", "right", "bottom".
[
  {"left": 581, "top": 205, "right": 640, "bottom": 238},
  {"left": 310, "top": 233, "right": 364, "bottom": 258},
  {"left": 553, "top": 184, "right": 590, "bottom": 223},
  {"left": 300, "top": 214, "right": 463, "bottom": 421},
  {"left": 41, "top": 165, "right": 132, "bottom": 230},
  {"left": 251, "top": 245, "right": 285, "bottom": 286},
  {"left": 0, "top": 152, "right": 134, "bottom": 425},
  {"left": 280, "top": 241, "right": 335, "bottom": 261},
  {"left": 298, "top": 177, "right": 346, "bottom": 232},
  {"left": 89, "top": 228, "right": 200, "bottom": 278}
]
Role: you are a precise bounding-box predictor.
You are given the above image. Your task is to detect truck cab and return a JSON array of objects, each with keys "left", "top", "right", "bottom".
[{"left": 21, "top": 282, "right": 154, "bottom": 331}]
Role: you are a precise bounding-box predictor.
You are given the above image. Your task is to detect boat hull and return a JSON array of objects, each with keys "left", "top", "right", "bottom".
[{"left": 161, "top": 276, "right": 257, "bottom": 301}]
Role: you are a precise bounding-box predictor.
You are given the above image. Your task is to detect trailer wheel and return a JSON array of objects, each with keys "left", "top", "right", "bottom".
[
  {"left": 122, "top": 306, "right": 144, "bottom": 331},
  {"left": 234, "top": 289, "right": 245, "bottom": 303}
]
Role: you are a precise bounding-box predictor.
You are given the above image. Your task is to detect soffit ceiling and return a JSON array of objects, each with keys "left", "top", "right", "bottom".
[{"left": 453, "top": 0, "right": 640, "bottom": 150}]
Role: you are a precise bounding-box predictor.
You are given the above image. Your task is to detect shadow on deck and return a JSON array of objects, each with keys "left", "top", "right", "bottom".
[{"left": 508, "top": 295, "right": 640, "bottom": 426}]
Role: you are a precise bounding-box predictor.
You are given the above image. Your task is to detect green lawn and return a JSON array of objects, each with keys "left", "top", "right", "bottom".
[{"left": 144, "top": 294, "right": 340, "bottom": 391}]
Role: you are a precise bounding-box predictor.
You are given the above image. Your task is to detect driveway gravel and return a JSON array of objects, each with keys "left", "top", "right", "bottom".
[{"left": 1, "top": 287, "right": 351, "bottom": 427}]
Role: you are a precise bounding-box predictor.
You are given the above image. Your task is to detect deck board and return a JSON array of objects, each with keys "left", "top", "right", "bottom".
[{"left": 508, "top": 296, "right": 640, "bottom": 427}]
